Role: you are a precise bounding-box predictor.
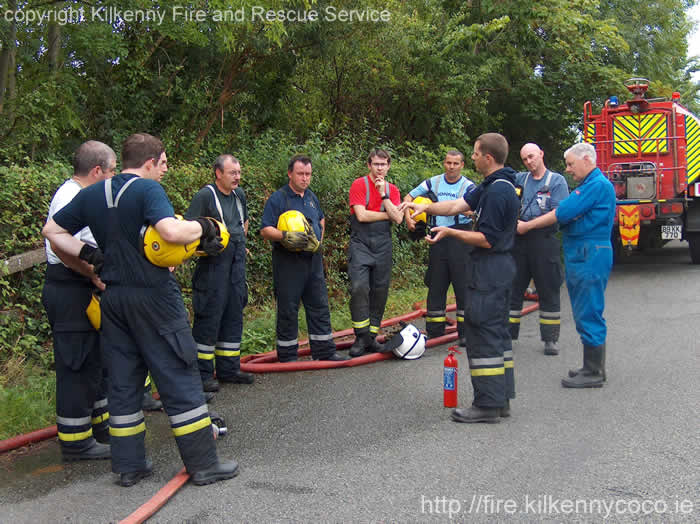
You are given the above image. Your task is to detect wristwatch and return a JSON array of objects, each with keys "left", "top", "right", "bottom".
[{"left": 382, "top": 195, "right": 390, "bottom": 200}]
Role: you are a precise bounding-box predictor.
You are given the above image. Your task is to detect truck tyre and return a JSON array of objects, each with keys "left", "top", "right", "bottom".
[{"left": 687, "top": 232, "right": 700, "bottom": 264}]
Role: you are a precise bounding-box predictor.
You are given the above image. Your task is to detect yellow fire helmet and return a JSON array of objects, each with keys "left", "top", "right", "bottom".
[
  {"left": 410, "top": 196, "right": 433, "bottom": 223},
  {"left": 140, "top": 214, "right": 200, "bottom": 268},
  {"left": 277, "top": 210, "right": 308, "bottom": 233},
  {"left": 194, "top": 217, "right": 230, "bottom": 257},
  {"left": 86, "top": 293, "right": 101, "bottom": 330}
]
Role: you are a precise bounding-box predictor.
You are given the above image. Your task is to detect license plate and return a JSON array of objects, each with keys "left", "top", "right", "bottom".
[{"left": 661, "top": 225, "right": 682, "bottom": 239}]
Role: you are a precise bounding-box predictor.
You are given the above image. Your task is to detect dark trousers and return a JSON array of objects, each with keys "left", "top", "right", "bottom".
[
  {"left": 509, "top": 228, "right": 562, "bottom": 342},
  {"left": 273, "top": 249, "right": 336, "bottom": 361},
  {"left": 42, "top": 273, "right": 108, "bottom": 451},
  {"left": 193, "top": 240, "right": 247, "bottom": 381},
  {"left": 348, "top": 238, "right": 392, "bottom": 336},
  {"left": 102, "top": 283, "right": 217, "bottom": 474},
  {"left": 425, "top": 229, "right": 471, "bottom": 339},
  {"left": 465, "top": 253, "right": 516, "bottom": 408}
]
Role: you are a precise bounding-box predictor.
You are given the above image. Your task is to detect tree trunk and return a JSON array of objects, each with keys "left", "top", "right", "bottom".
[
  {"left": 48, "top": 22, "right": 61, "bottom": 73},
  {"left": 0, "top": 0, "right": 17, "bottom": 114}
]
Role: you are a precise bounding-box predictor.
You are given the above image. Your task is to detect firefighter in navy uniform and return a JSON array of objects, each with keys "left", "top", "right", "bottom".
[
  {"left": 347, "top": 149, "right": 403, "bottom": 357},
  {"left": 404, "top": 150, "right": 475, "bottom": 341},
  {"left": 260, "top": 154, "right": 349, "bottom": 363},
  {"left": 42, "top": 140, "right": 116, "bottom": 461},
  {"left": 401, "top": 133, "right": 520, "bottom": 423},
  {"left": 509, "top": 143, "right": 569, "bottom": 355},
  {"left": 43, "top": 133, "right": 238, "bottom": 487},
  {"left": 186, "top": 154, "right": 253, "bottom": 392},
  {"left": 518, "top": 142, "right": 615, "bottom": 388}
]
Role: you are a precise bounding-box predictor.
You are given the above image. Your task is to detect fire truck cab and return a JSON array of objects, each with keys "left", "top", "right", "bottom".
[{"left": 584, "top": 78, "right": 700, "bottom": 263}]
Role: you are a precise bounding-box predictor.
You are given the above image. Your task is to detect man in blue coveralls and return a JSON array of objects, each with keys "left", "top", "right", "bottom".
[{"left": 517, "top": 142, "right": 615, "bottom": 388}]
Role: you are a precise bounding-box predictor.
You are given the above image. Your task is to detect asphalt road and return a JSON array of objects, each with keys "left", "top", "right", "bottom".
[{"left": 1, "top": 241, "right": 698, "bottom": 523}]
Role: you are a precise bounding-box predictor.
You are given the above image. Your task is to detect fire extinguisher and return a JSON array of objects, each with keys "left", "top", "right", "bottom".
[{"left": 444, "top": 346, "right": 461, "bottom": 408}]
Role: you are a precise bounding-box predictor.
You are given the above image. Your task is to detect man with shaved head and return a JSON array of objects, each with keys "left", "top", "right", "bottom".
[{"left": 508, "top": 143, "right": 569, "bottom": 355}]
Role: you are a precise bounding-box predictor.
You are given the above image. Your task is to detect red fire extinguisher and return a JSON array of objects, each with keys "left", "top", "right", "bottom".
[{"left": 444, "top": 346, "right": 461, "bottom": 408}]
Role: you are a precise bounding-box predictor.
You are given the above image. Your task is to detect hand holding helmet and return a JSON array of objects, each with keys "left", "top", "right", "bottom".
[
  {"left": 281, "top": 231, "right": 309, "bottom": 251},
  {"left": 277, "top": 210, "right": 316, "bottom": 252},
  {"left": 302, "top": 218, "right": 320, "bottom": 253},
  {"left": 196, "top": 217, "right": 224, "bottom": 256}
]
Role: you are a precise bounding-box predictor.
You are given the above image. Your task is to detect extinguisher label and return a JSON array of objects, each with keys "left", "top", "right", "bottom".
[{"left": 444, "top": 367, "right": 456, "bottom": 390}]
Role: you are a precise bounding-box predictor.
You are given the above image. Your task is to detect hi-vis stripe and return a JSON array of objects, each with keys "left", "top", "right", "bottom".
[
  {"left": 585, "top": 123, "right": 596, "bottom": 144},
  {"left": 613, "top": 114, "right": 668, "bottom": 155},
  {"left": 686, "top": 115, "right": 700, "bottom": 183}
]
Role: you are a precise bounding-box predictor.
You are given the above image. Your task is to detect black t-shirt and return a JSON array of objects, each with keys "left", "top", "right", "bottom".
[{"left": 185, "top": 184, "right": 247, "bottom": 241}]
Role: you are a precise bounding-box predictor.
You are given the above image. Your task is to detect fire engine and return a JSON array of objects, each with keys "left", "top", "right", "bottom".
[{"left": 583, "top": 78, "right": 700, "bottom": 263}]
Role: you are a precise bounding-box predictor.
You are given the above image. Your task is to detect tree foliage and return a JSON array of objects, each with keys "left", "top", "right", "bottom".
[{"left": 0, "top": 0, "right": 697, "bottom": 167}]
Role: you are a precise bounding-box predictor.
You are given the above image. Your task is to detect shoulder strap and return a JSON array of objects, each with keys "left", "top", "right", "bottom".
[
  {"left": 544, "top": 169, "right": 553, "bottom": 187},
  {"left": 233, "top": 188, "right": 245, "bottom": 223},
  {"left": 431, "top": 175, "right": 443, "bottom": 196},
  {"left": 206, "top": 184, "right": 225, "bottom": 222},
  {"left": 456, "top": 178, "right": 469, "bottom": 198},
  {"left": 106, "top": 177, "right": 139, "bottom": 209},
  {"left": 522, "top": 173, "right": 531, "bottom": 194},
  {"left": 492, "top": 178, "right": 516, "bottom": 190},
  {"left": 363, "top": 176, "right": 370, "bottom": 207}
]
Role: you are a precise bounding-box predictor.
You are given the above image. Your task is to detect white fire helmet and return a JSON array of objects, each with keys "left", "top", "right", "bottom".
[{"left": 387, "top": 323, "right": 427, "bottom": 360}]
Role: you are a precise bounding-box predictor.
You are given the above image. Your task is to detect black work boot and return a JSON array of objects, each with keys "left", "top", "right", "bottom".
[
  {"left": 202, "top": 378, "right": 220, "bottom": 392},
  {"left": 190, "top": 459, "right": 239, "bottom": 486},
  {"left": 500, "top": 400, "right": 511, "bottom": 418},
  {"left": 451, "top": 406, "right": 501, "bottom": 423},
  {"left": 544, "top": 340, "right": 559, "bottom": 355},
  {"left": 366, "top": 334, "right": 385, "bottom": 353},
  {"left": 142, "top": 391, "right": 163, "bottom": 411},
  {"left": 219, "top": 370, "right": 254, "bottom": 384},
  {"left": 119, "top": 458, "right": 153, "bottom": 487},
  {"left": 62, "top": 441, "right": 111, "bottom": 461},
  {"left": 349, "top": 333, "right": 369, "bottom": 357},
  {"left": 562, "top": 344, "right": 606, "bottom": 388}
]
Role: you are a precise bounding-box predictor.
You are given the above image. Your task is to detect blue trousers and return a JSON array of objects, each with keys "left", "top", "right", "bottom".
[{"left": 563, "top": 238, "right": 613, "bottom": 347}]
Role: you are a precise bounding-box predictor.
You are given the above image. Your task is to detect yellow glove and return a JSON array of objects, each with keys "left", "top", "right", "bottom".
[{"left": 303, "top": 217, "right": 321, "bottom": 253}]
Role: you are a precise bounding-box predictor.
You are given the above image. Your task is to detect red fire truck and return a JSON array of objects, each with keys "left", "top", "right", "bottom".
[{"left": 584, "top": 78, "right": 700, "bottom": 263}]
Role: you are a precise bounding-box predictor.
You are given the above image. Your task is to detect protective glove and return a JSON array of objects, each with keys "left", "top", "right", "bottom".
[
  {"left": 281, "top": 231, "right": 309, "bottom": 251},
  {"left": 302, "top": 219, "right": 320, "bottom": 253},
  {"left": 195, "top": 217, "right": 224, "bottom": 256},
  {"left": 79, "top": 244, "right": 104, "bottom": 274},
  {"left": 407, "top": 221, "right": 427, "bottom": 241}
]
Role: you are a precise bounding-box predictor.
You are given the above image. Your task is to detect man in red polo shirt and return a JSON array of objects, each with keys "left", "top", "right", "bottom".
[{"left": 347, "top": 148, "right": 403, "bottom": 357}]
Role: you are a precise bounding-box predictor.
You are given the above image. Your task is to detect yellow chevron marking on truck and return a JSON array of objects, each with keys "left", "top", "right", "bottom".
[
  {"left": 686, "top": 114, "right": 700, "bottom": 184},
  {"left": 613, "top": 114, "right": 668, "bottom": 155},
  {"left": 585, "top": 123, "right": 596, "bottom": 144}
]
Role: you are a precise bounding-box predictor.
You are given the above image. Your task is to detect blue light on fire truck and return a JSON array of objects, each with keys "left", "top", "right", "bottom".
[{"left": 609, "top": 96, "right": 619, "bottom": 107}]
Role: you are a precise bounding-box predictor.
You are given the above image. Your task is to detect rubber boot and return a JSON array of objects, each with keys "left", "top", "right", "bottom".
[
  {"left": 562, "top": 344, "right": 605, "bottom": 388},
  {"left": 544, "top": 340, "right": 559, "bottom": 355},
  {"left": 349, "top": 333, "right": 369, "bottom": 357},
  {"left": 568, "top": 343, "right": 605, "bottom": 378},
  {"left": 190, "top": 459, "right": 239, "bottom": 486}
]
